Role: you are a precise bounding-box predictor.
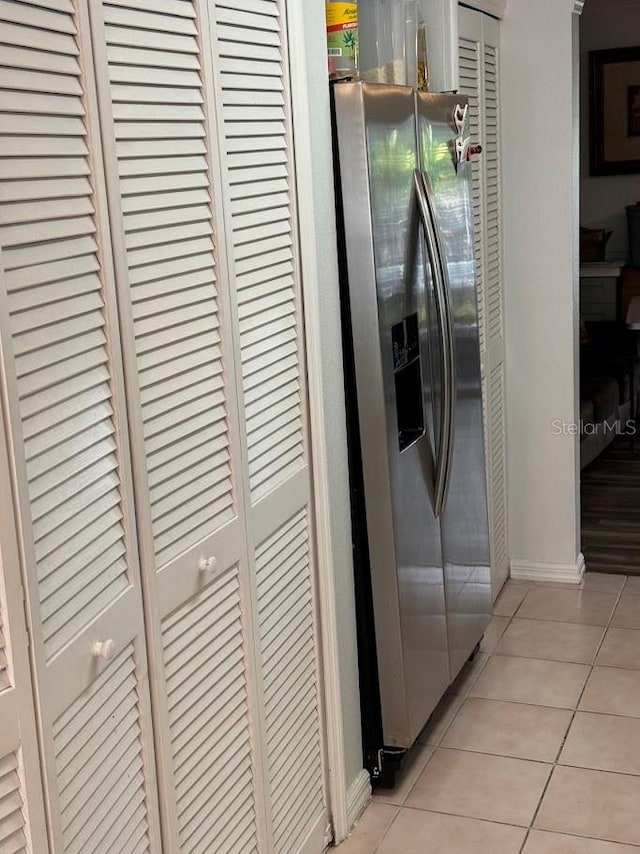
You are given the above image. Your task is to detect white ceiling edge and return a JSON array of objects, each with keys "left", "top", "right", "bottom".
[{"left": 459, "top": 0, "right": 507, "bottom": 20}]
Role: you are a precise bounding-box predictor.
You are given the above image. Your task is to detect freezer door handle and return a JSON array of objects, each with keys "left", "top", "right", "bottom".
[
  {"left": 420, "top": 170, "right": 457, "bottom": 509},
  {"left": 414, "top": 170, "right": 456, "bottom": 516}
]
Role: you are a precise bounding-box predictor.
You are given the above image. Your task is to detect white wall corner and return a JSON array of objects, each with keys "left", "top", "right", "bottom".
[
  {"left": 502, "top": 0, "right": 581, "bottom": 585},
  {"left": 345, "top": 769, "right": 372, "bottom": 834},
  {"left": 511, "top": 553, "right": 586, "bottom": 585}
]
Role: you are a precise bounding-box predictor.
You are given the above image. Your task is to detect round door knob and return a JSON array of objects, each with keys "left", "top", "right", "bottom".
[
  {"left": 197, "top": 556, "right": 218, "bottom": 573},
  {"left": 92, "top": 639, "right": 115, "bottom": 660}
]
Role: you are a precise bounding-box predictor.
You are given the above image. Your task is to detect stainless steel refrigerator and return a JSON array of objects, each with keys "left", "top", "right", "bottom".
[{"left": 332, "top": 82, "right": 492, "bottom": 783}]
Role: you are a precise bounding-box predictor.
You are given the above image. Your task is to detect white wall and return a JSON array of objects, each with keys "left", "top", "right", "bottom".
[
  {"left": 580, "top": 0, "right": 640, "bottom": 261},
  {"left": 501, "top": 0, "right": 582, "bottom": 575}
]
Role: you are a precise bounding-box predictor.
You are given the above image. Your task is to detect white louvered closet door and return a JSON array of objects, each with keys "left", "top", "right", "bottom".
[
  {"left": 0, "top": 377, "right": 48, "bottom": 853},
  {"left": 458, "top": 6, "right": 508, "bottom": 597},
  {"left": 87, "top": 1, "right": 267, "bottom": 851},
  {"left": 207, "top": 2, "right": 330, "bottom": 853},
  {"left": 88, "top": 1, "right": 329, "bottom": 852},
  {"left": 0, "top": 1, "right": 162, "bottom": 850}
]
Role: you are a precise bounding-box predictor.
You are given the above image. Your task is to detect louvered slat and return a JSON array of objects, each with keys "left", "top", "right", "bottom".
[
  {"left": 0, "top": 0, "right": 129, "bottom": 660},
  {"left": 488, "top": 362, "right": 508, "bottom": 577},
  {"left": 52, "top": 646, "right": 151, "bottom": 854},
  {"left": 0, "top": 7, "right": 161, "bottom": 850},
  {"left": 484, "top": 43, "right": 503, "bottom": 348},
  {"left": 459, "top": 9, "right": 508, "bottom": 594},
  {"left": 162, "top": 568, "right": 258, "bottom": 854},
  {"left": 481, "top": 35, "right": 508, "bottom": 586},
  {"left": 0, "top": 751, "right": 26, "bottom": 853},
  {"left": 206, "top": 13, "right": 325, "bottom": 837},
  {"left": 255, "top": 511, "right": 324, "bottom": 853},
  {"left": 101, "top": 0, "right": 234, "bottom": 569},
  {"left": 458, "top": 36, "right": 485, "bottom": 354},
  {"left": 212, "top": 0, "right": 305, "bottom": 502},
  {"left": 0, "top": 610, "right": 9, "bottom": 693}
]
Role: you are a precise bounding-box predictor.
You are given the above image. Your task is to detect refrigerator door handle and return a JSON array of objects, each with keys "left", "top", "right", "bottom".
[
  {"left": 418, "top": 170, "right": 457, "bottom": 511},
  {"left": 414, "top": 170, "right": 455, "bottom": 516}
]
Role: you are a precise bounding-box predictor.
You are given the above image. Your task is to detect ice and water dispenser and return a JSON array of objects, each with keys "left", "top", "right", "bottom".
[{"left": 392, "top": 313, "right": 425, "bottom": 453}]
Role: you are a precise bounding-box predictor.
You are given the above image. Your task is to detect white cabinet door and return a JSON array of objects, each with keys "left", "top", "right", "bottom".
[
  {"left": 0, "top": 2, "right": 161, "bottom": 850},
  {"left": 0, "top": 1, "right": 329, "bottom": 851},
  {"left": 88, "top": 0, "right": 329, "bottom": 851},
  {"left": 207, "top": 2, "right": 330, "bottom": 852},
  {"left": 87, "top": 1, "right": 267, "bottom": 850},
  {"left": 0, "top": 380, "right": 48, "bottom": 853},
  {"left": 458, "top": 6, "right": 509, "bottom": 597}
]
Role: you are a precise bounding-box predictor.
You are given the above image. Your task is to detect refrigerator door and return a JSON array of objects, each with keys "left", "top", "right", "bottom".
[
  {"left": 334, "top": 82, "right": 450, "bottom": 747},
  {"left": 416, "top": 93, "right": 492, "bottom": 679}
]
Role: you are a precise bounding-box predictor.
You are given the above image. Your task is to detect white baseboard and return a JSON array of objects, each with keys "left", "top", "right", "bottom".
[
  {"left": 345, "top": 769, "right": 372, "bottom": 834},
  {"left": 510, "top": 553, "right": 586, "bottom": 585}
]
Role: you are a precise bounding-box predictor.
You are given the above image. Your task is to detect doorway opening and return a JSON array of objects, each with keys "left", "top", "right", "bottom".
[{"left": 579, "top": 0, "right": 640, "bottom": 577}]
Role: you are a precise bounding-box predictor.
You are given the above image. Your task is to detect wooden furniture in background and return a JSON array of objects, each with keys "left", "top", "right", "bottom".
[
  {"left": 579, "top": 261, "right": 622, "bottom": 322},
  {"left": 621, "top": 267, "right": 640, "bottom": 322}
]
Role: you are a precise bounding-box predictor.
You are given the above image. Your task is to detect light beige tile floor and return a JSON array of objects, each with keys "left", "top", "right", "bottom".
[
  {"left": 611, "top": 593, "right": 640, "bottom": 630},
  {"left": 335, "top": 574, "right": 640, "bottom": 853}
]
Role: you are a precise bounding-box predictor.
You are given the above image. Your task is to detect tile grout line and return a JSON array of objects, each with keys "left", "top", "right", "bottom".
[
  {"left": 375, "top": 589, "right": 528, "bottom": 848},
  {"left": 526, "top": 825, "right": 640, "bottom": 849},
  {"left": 373, "top": 611, "right": 510, "bottom": 847},
  {"left": 397, "top": 654, "right": 494, "bottom": 807},
  {"left": 397, "top": 801, "right": 541, "bottom": 831},
  {"left": 526, "top": 574, "right": 627, "bottom": 844},
  {"left": 507, "top": 577, "right": 626, "bottom": 852},
  {"left": 518, "top": 827, "right": 531, "bottom": 854},
  {"left": 442, "top": 577, "right": 626, "bottom": 850},
  {"left": 370, "top": 806, "right": 400, "bottom": 854},
  {"left": 369, "top": 575, "right": 632, "bottom": 853}
]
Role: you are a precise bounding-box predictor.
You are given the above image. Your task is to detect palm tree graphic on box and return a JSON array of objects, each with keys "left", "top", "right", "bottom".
[{"left": 343, "top": 29, "right": 357, "bottom": 52}]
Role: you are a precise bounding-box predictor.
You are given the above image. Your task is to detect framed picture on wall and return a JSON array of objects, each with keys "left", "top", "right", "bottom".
[
  {"left": 590, "top": 46, "right": 640, "bottom": 176},
  {"left": 629, "top": 86, "right": 640, "bottom": 137}
]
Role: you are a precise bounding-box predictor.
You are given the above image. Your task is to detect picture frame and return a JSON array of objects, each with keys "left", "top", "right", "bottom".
[{"left": 590, "top": 46, "right": 640, "bottom": 176}]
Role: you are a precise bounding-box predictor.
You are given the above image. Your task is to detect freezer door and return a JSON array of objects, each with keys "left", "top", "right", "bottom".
[
  {"left": 416, "top": 92, "right": 492, "bottom": 680},
  {"left": 334, "top": 82, "right": 450, "bottom": 747}
]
